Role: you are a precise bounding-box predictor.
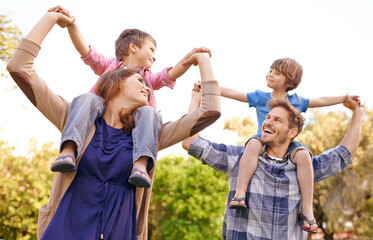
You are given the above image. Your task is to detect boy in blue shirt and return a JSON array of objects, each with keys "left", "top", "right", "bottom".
[{"left": 220, "top": 57, "right": 360, "bottom": 233}]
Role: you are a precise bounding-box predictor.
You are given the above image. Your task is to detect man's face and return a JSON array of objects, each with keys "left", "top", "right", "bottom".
[{"left": 260, "top": 107, "right": 292, "bottom": 146}]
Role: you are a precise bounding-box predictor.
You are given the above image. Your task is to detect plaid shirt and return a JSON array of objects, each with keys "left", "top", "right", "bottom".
[{"left": 188, "top": 137, "right": 353, "bottom": 240}]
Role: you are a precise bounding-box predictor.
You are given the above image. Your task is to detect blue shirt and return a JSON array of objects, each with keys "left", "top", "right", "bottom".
[
  {"left": 247, "top": 90, "right": 309, "bottom": 135},
  {"left": 188, "top": 137, "right": 352, "bottom": 240}
]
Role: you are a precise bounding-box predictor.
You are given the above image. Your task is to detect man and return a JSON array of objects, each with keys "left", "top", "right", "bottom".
[{"left": 182, "top": 93, "right": 363, "bottom": 240}]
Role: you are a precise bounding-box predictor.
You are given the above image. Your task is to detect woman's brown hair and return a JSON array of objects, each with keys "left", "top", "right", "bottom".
[{"left": 95, "top": 68, "right": 143, "bottom": 132}]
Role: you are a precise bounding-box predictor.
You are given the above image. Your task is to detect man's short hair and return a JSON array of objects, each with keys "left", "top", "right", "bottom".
[{"left": 266, "top": 99, "right": 304, "bottom": 137}]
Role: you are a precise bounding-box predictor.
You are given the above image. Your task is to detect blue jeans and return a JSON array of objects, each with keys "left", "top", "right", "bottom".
[
  {"left": 60, "top": 93, "right": 161, "bottom": 172},
  {"left": 245, "top": 134, "right": 312, "bottom": 162}
]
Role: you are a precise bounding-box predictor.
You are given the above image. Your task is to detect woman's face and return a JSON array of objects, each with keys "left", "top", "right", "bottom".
[{"left": 122, "top": 73, "right": 151, "bottom": 106}]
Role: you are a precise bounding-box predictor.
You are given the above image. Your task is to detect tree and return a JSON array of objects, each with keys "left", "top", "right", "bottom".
[
  {"left": 296, "top": 109, "right": 373, "bottom": 239},
  {"left": 223, "top": 114, "right": 257, "bottom": 145},
  {"left": 0, "top": 14, "right": 22, "bottom": 63},
  {"left": 149, "top": 155, "right": 229, "bottom": 240},
  {"left": 0, "top": 138, "right": 56, "bottom": 239}
]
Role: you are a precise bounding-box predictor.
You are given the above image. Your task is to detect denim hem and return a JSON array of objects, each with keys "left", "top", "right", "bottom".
[
  {"left": 133, "top": 152, "right": 157, "bottom": 172},
  {"left": 59, "top": 136, "right": 81, "bottom": 158}
]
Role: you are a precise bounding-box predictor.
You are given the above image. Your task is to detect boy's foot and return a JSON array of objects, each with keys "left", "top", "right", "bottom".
[
  {"left": 128, "top": 168, "right": 151, "bottom": 188},
  {"left": 299, "top": 213, "right": 318, "bottom": 233},
  {"left": 51, "top": 154, "right": 77, "bottom": 173},
  {"left": 228, "top": 197, "right": 247, "bottom": 209}
]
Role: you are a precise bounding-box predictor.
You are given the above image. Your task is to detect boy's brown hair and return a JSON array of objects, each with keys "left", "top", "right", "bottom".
[
  {"left": 115, "top": 29, "right": 157, "bottom": 62},
  {"left": 270, "top": 58, "right": 303, "bottom": 92},
  {"left": 266, "top": 99, "right": 305, "bottom": 138}
]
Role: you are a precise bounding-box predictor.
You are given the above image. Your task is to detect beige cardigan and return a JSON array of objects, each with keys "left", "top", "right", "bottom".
[{"left": 7, "top": 38, "right": 221, "bottom": 240}]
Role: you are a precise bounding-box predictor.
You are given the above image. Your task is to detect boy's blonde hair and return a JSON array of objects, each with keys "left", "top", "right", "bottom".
[
  {"left": 115, "top": 29, "right": 157, "bottom": 62},
  {"left": 270, "top": 58, "right": 303, "bottom": 91}
]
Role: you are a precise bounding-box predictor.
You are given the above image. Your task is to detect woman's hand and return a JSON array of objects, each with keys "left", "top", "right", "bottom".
[
  {"left": 182, "top": 52, "right": 210, "bottom": 67},
  {"left": 47, "top": 7, "right": 75, "bottom": 28}
]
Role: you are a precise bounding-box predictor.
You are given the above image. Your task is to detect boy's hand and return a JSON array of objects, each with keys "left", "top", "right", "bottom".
[
  {"left": 191, "top": 47, "right": 212, "bottom": 58},
  {"left": 47, "top": 11, "right": 75, "bottom": 28},
  {"left": 182, "top": 52, "right": 210, "bottom": 67},
  {"left": 48, "top": 6, "right": 74, "bottom": 28},
  {"left": 182, "top": 47, "right": 211, "bottom": 66},
  {"left": 192, "top": 81, "right": 202, "bottom": 93},
  {"left": 345, "top": 94, "right": 364, "bottom": 108},
  {"left": 344, "top": 94, "right": 364, "bottom": 110},
  {"left": 49, "top": 5, "right": 72, "bottom": 17},
  {"left": 191, "top": 81, "right": 202, "bottom": 105}
]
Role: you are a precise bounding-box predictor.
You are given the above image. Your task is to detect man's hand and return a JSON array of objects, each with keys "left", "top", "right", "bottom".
[
  {"left": 343, "top": 94, "right": 364, "bottom": 111},
  {"left": 191, "top": 81, "right": 202, "bottom": 104}
]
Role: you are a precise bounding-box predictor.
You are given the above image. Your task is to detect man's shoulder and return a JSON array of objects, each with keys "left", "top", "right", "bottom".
[{"left": 192, "top": 137, "right": 242, "bottom": 150}]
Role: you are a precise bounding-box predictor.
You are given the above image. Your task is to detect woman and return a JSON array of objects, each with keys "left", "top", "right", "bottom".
[{"left": 7, "top": 11, "right": 220, "bottom": 240}]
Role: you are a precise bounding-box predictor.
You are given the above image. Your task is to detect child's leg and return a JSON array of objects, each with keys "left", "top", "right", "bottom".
[
  {"left": 128, "top": 106, "right": 162, "bottom": 188},
  {"left": 229, "top": 138, "right": 262, "bottom": 209},
  {"left": 293, "top": 149, "right": 318, "bottom": 232},
  {"left": 51, "top": 93, "right": 105, "bottom": 173}
]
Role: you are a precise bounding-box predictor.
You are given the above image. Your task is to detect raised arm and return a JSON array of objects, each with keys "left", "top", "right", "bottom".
[
  {"left": 339, "top": 95, "right": 364, "bottom": 158},
  {"left": 312, "top": 95, "right": 363, "bottom": 182},
  {"left": 182, "top": 82, "right": 202, "bottom": 151},
  {"left": 220, "top": 86, "right": 248, "bottom": 102},
  {"left": 66, "top": 22, "right": 90, "bottom": 57},
  {"left": 49, "top": 5, "right": 112, "bottom": 79},
  {"left": 26, "top": 10, "right": 75, "bottom": 45},
  {"left": 308, "top": 94, "right": 360, "bottom": 108},
  {"left": 6, "top": 11, "right": 74, "bottom": 132},
  {"left": 158, "top": 52, "right": 221, "bottom": 150},
  {"left": 167, "top": 47, "right": 212, "bottom": 81},
  {"left": 49, "top": 6, "right": 90, "bottom": 58}
]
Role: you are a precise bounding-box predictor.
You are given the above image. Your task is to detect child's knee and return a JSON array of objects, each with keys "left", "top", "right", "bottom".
[
  {"left": 293, "top": 149, "right": 312, "bottom": 165},
  {"left": 80, "top": 92, "right": 102, "bottom": 104},
  {"left": 137, "top": 105, "right": 156, "bottom": 115},
  {"left": 136, "top": 106, "right": 161, "bottom": 122},
  {"left": 245, "top": 138, "right": 263, "bottom": 154}
]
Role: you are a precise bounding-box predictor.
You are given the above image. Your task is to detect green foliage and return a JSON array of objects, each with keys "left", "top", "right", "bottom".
[
  {"left": 0, "top": 14, "right": 22, "bottom": 63},
  {"left": 149, "top": 155, "right": 229, "bottom": 240},
  {"left": 1, "top": 108, "right": 372, "bottom": 239},
  {"left": 297, "top": 109, "right": 373, "bottom": 237},
  {"left": 0, "top": 139, "right": 56, "bottom": 239}
]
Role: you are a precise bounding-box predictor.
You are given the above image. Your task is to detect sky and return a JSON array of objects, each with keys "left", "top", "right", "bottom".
[{"left": 1, "top": 0, "right": 373, "bottom": 157}]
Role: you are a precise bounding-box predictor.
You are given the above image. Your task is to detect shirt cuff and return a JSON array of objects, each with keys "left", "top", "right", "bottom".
[
  {"left": 188, "top": 137, "right": 205, "bottom": 162},
  {"left": 81, "top": 45, "right": 96, "bottom": 64},
  {"left": 201, "top": 80, "right": 220, "bottom": 96},
  {"left": 336, "top": 145, "right": 353, "bottom": 165},
  {"left": 19, "top": 38, "right": 41, "bottom": 57},
  {"left": 161, "top": 67, "right": 176, "bottom": 89}
]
